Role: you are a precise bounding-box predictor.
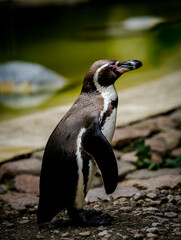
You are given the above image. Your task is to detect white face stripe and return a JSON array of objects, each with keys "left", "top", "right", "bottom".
[
  {"left": 93, "top": 63, "right": 118, "bottom": 124},
  {"left": 75, "top": 127, "right": 86, "bottom": 210},
  {"left": 93, "top": 63, "right": 109, "bottom": 86}
]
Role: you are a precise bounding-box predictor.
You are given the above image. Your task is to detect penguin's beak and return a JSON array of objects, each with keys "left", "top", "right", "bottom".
[{"left": 109, "top": 60, "right": 142, "bottom": 74}]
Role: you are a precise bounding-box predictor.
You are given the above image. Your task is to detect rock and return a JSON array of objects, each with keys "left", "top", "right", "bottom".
[
  {"left": 171, "top": 109, "right": 181, "bottom": 127},
  {"left": 143, "top": 207, "right": 158, "bottom": 212},
  {"left": 10, "top": 196, "right": 39, "bottom": 210},
  {"left": 0, "top": 192, "right": 35, "bottom": 203},
  {"left": 0, "top": 185, "right": 6, "bottom": 194},
  {"left": 31, "top": 150, "right": 44, "bottom": 160},
  {"left": 152, "top": 222, "right": 161, "bottom": 227},
  {"left": 111, "top": 125, "right": 152, "bottom": 148},
  {"left": 120, "top": 151, "right": 137, "bottom": 163},
  {"left": 98, "top": 230, "right": 108, "bottom": 237},
  {"left": 146, "top": 193, "right": 157, "bottom": 199},
  {"left": 19, "top": 219, "right": 30, "bottom": 224},
  {"left": 146, "top": 227, "right": 159, "bottom": 233},
  {"left": 164, "top": 212, "right": 178, "bottom": 218},
  {"left": 86, "top": 184, "right": 139, "bottom": 202},
  {"left": 0, "top": 158, "right": 42, "bottom": 179},
  {"left": 125, "top": 168, "right": 181, "bottom": 180},
  {"left": 119, "top": 206, "right": 132, "bottom": 212},
  {"left": 146, "top": 130, "right": 181, "bottom": 154},
  {"left": 146, "top": 232, "right": 158, "bottom": 238},
  {"left": 122, "top": 174, "right": 181, "bottom": 190},
  {"left": 170, "top": 147, "right": 181, "bottom": 158},
  {"left": 117, "top": 160, "right": 136, "bottom": 177},
  {"left": 136, "top": 115, "right": 177, "bottom": 131},
  {"left": 79, "top": 231, "right": 91, "bottom": 236},
  {"left": 133, "top": 233, "right": 143, "bottom": 239},
  {"left": 0, "top": 61, "right": 66, "bottom": 108},
  {"left": 161, "top": 203, "right": 178, "bottom": 212},
  {"left": 14, "top": 174, "right": 39, "bottom": 194},
  {"left": 133, "top": 192, "right": 145, "bottom": 201}
]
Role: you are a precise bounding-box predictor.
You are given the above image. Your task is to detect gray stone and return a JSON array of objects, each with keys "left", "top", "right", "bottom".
[
  {"left": 31, "top": 150, "right": 44, "bottom": 160},
  {"left": 143, "top": 207, "right": 158, "bottom": 212},
  {"left": 146, "top": 130, "right": 181, "bottom": 154},
  {"left": 146, "top": 227, "right": 159, "bottom": 233},
  {"left": 98, "top": 230, "right": 108, "bottom": 237},
  {"left": 111, "top": 125, "right": 152, "bottom": 148},
  {"left": 79, "top": 231, "right": 91, "bottom": 236},
  {"left": 133, "top": 233, "right": 144, "bottom": 239},
  {"left": 14, "top": 174, "right": 39, "bottom": 194},
  {"left": 19, "top": 219, "right": 30, "bottom": 224},
  {"left": 122, "top": 174, "right": 181, "bottom": 190},
  {"left": 133, "top": 192, "right": 145, "bottom": 201},
  {"left": 0, "top": 192, "right": 35, "bottom": 203},
  {"left": 146, "top": 193, "right": 157, "bottom": 199},
  {"left": 125, "top": 168, "right": 181, "bottom": 180},
  {"left": 164, "top": 212, "right": 178, "bottom": 218},
  {"left": 117, "top": 160, "right": 136, "bottom": 177},
  {"left": 0, "top": 61, "right": 66, "bottom": 108},
  {"left": 170, "top": 147, "right": 181, "bottom": 158},
  {"left": 86, "top": 183, "right": 139, "bottom": 202},
  {"left": 0, "top": 158, "right": 41, "bottom": 179},
  {"left": 146, "top": 233, "right": 158, "bottom": 238},
  {"left": 161, "top": 203, "right": 178, "bottom": 212},
  {"left": 10, "top": 196, "right": 39, "bottom": 210},
  {"left": 120, "top": 151, "right": 137, "bottom": 163},
  {"left": 171, "top": 109, "right": 181, "bottom": 126},
  {"left": 152, "top": 222, "right": 161, "bottom": 227}
]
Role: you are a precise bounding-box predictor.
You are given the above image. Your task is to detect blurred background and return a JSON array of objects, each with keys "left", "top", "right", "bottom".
[{"left": 0, "top": 0, "right": 181, "bottom": 121}]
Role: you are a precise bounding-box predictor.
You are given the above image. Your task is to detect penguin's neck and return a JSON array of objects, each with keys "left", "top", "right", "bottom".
[{"left": 93, "top": 70, "right": 118, "bottom": 125}]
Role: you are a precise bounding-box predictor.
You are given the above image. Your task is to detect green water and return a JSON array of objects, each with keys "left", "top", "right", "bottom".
[{"left": 0, "top": 1, "right": 181, "bottom": 121}]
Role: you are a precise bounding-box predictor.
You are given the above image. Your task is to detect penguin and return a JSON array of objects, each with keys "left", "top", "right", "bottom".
[{"left": 37, "top": 59, "right": 142, "bottom": 226}]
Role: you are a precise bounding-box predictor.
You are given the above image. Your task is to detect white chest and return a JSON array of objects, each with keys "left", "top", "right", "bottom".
[{"left": 98, "top": 85, "right": 118, "bottom": 142}]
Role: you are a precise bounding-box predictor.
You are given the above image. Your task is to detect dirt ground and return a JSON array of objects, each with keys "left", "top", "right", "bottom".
[{"left": 1, "top": 186, "right": 181, "bottom": 240}]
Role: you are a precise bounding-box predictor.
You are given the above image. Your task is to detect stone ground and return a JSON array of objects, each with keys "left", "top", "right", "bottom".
[{"left": 0, "top": 108, "right": 181, "bottom": 240}]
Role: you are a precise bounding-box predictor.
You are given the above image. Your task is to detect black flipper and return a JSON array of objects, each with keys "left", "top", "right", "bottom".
[{"left": 82, "top": 117, "right": 118, "bottom": 194}]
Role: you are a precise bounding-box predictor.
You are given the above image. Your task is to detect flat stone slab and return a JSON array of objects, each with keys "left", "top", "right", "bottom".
[
  {"left": 125, "top": 168, "right": 181, "bottom": 180},
  {"left": 0, "top": 71, "right": 181, "bottom": 162},
  {"left": 86, "top": 183, "right": 139, "bottom": 202},
  {"left": 122, "top": 174, "right": 181, "bottom": 190},
  {"left": 0, "top": 158, "right": 41, "bottom": 179}
]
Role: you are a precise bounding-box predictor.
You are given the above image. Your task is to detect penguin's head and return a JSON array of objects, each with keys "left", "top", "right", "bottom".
[{"left": 82, "top": 59, "right": 142, "bottom": 92}]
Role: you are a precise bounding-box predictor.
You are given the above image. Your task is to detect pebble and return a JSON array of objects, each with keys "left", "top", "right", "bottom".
[
  {"left": 133, "top": 233, "right": 143, "bottom": 239},
  {"left": 6, "top": 222, "right": 15, "bottom": 228},
  {"left": 79, "top": 231, "right": 91, "bottom": 236},
  {"left": 104, "top": 196, "right": 114, "bottom": 202},
  {"left": 98, "top": 230, "right": 108, "bottom": 237},
  {"left": 152, "top": 222, "right": 161, "bottom": 227},
  {"left": 146, "top": 227, "right": 159, "bottom": 233},
  {"left": 53, "top": 230, "right": 60, "bottom": 234},
  {"left": 164, "top": 212, "right": 178, "bottom": 218},
  {"left": 147, "top": 233, "right": 158, "bottom": 238},
  {"left": 133, "top": 192, "right": 145, "bottom": 201},
  {"left": 143, "top": 207, "right": 158, "bottom": 212},
  {"left": 0, "top": 185, "right": 6, "bottom": 194},
  {"left": 147, "top": 193, "right": 157, "bottom": 199},
  {"left": 19, "top": 219, "right": 30, "bottom": 224},
  {"left": 61, "top": 232, "right": 69, "bottom": 237}
]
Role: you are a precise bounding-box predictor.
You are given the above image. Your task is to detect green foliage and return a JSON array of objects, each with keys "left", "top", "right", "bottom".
[
  {"left": 166, "top": 155, "right": 181, "bottom": 168},
  {"left": 133, "top": 139, "right": 160, "bottom": 170}
]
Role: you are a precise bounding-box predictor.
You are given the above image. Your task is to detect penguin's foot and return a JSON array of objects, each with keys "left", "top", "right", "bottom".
[{"left": 68, "top": 209, "right": 113, "bottom": 226}]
